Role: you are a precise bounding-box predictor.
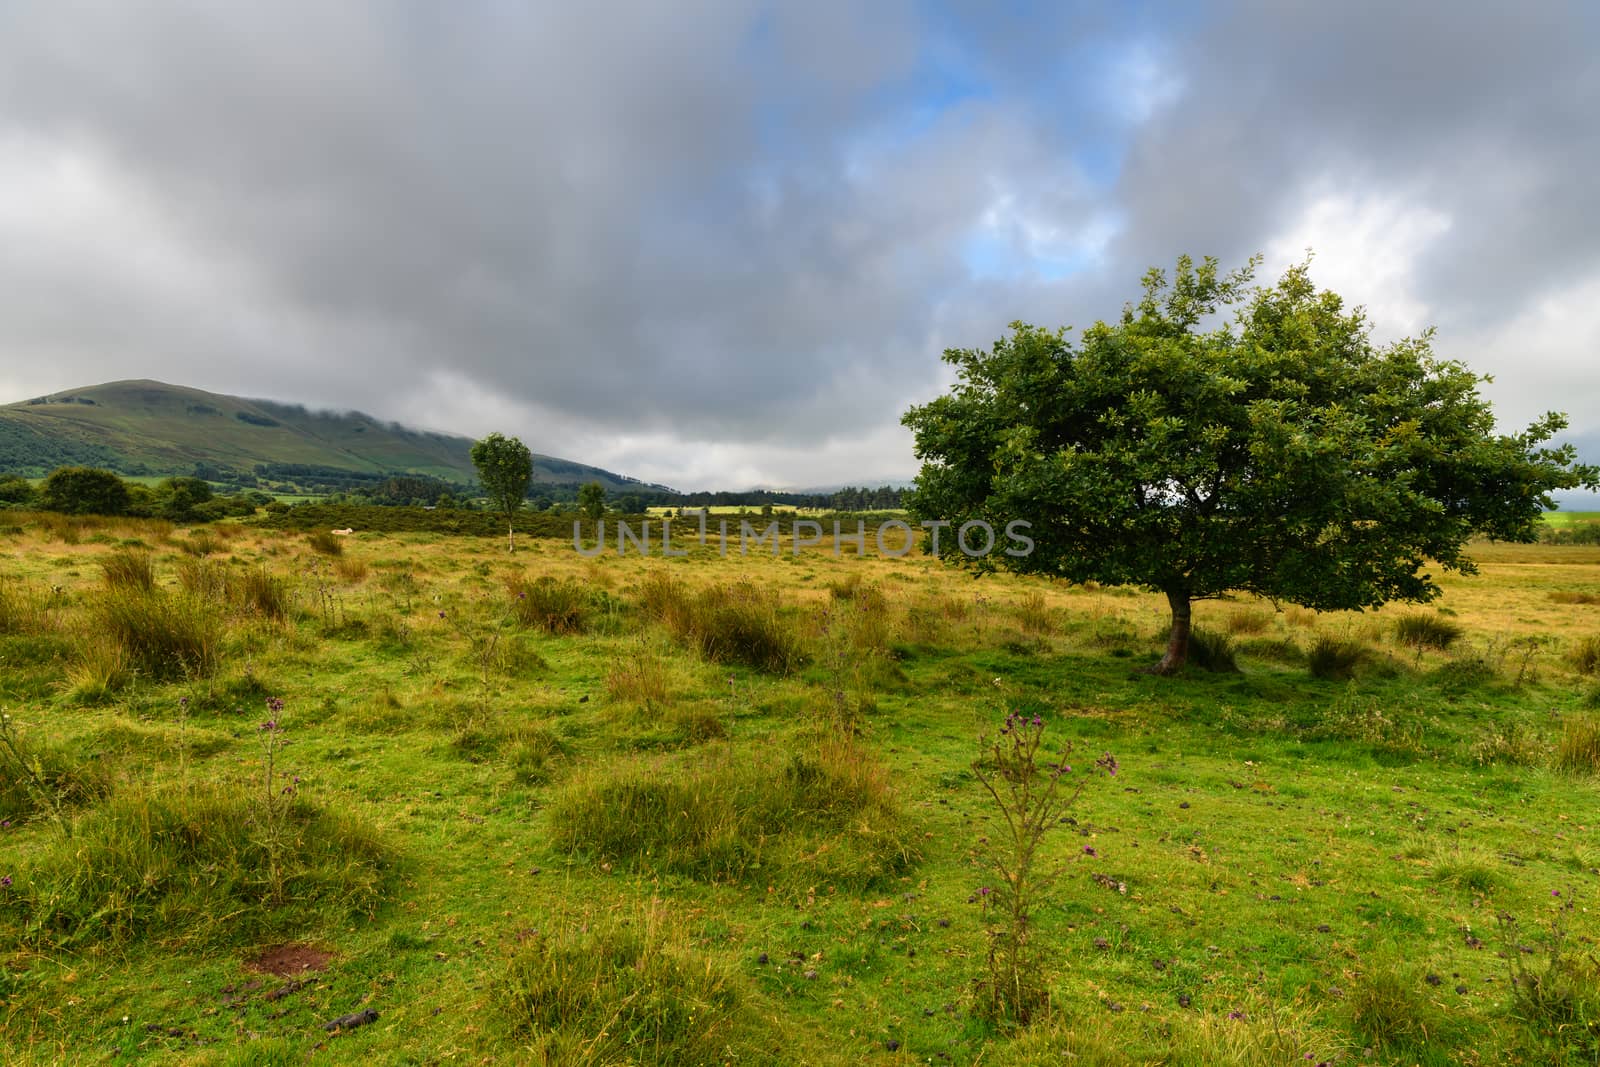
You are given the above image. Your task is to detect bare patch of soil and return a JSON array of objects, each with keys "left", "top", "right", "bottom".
[{"left": 245, "top": 943, "right": 335, "bottom": 977}]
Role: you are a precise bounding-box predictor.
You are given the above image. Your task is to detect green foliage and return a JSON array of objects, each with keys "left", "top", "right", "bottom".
[
  {"left": 972, "top": 713, "right": 1111, "bottom": 1023},
  {"left": 0, "top": 715, "right": 114, "bottom": 824},
  {"left": 0, "top": 474, "right": 35, "bottom": 507},
  {"left": 577, "top": 479, "right": 606, "bottom": 521},
  {"left": 157, "top": 476, "right": 214, "bottom": 522},
  {"left": 903, "top": 254, "right": 1597, "bottom": 672},
  {"left": 471, "top": 432, "right": 534, "bottom": 525},
  {"left": 39, "top": 466, "right": 130, "bottom": 516}
]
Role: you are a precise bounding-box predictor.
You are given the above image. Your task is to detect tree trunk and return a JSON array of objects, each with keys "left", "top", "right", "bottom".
[
  {"left": 1152, "top": 589, "right": 1191, "bottom": 674},
  {"left": 507, "top": 520, "right": 514, "bottom": 554}
]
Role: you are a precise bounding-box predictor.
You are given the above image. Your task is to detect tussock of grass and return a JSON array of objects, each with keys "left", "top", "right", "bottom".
[
  {"left": 1236, "top": 636, "right": 1304, "bottom": 665},
  {"left": 550, "top": 738, "right": 917, "bottom": 886},
  {"left": 1308, "top": 636, "right": 1368, "bottom": 680},
  {"left": 1223, "top": 607, "right": 1273, "bottom": 635},
  {"left": 1556, "top": 715, "right": 1600, "bottom": 775},
  {"left": 305, "top": 530, "right": 344, "bottom": 556},
  {"left": 92, "top": 587, "right": 221, "bottom": 681},
  {"left": 99, "top": 549, "right": 155, "bottom": 593},
  {"left": 179, "top": 529, "right": 221, "bottom": 557},
  {"left": 334, "top": 556, "right": 369, "bottom": 583},
  {"left": 1186, "top": 628, "right": 1238, "bottom": 673},
  {"left": 8, "top": 782, "right": 391, "bottom": 949},
  {"left": 1348, "top": 963, "right": 1450, "bottom": 1052},
  {"left": 1015, "top": 590, "right": 1055, "bottom": 634},
  {"left": 1570, "top": 635, "right": 1600, "bottom": 675},
  {"left": 0, "top": 727, "right": 115, "bottom": 824},
  {"left": 493, "top": 910, "right": 780, "bottom": 1066},
  {"left": 509, "top": 575, "right": 591, "bottom": 634},
  {"left": 175, "top": 560, "right": 289, "bottom": 621},
  {"left": 646, "top": 578, "right": 807, "bottom": 673},
  {"left": 1393, "top": 612, "right": 1464, "bottom": 651},
  {"left": 1548, "top": 590, "right": 1600, "bottom": 605},
  {"left": 0, "top": 578, "right": 54, "bottom": 635}
]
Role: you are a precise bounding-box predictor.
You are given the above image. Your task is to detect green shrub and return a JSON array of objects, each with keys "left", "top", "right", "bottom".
[
  {"left": 509, "top": 575, "right": 591, "bottom": 635},
  {"left": 93, "top": 587, "right": 221, "bottom": 681},
  {"left": 1308, "top": 636, "right": 1368, "bottom": 680},
  {"left": 9, "top": 782, "right": 391, "bottom": 948},
  {"left": 550, "top": 738, "right": 917, "bottom": 886},
  {"left": 1393, "top": 612, "right": 1464, "bottom": 651},
  {"left": 98, "top": 549, "right": 155, "bottom": 593},
  {"left": 1186, "top": 628, "right": 1239, "bottom": 673},
  {"left": 493, "top": 912, "right": 777, "bottom": 1066}
]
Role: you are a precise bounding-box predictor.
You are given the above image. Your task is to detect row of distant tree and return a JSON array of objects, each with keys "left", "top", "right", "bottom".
[
  {"left": 0, "top": 462, "right": 911, "bottom": 520},
  {"left": 0, "top": 467, "right": 267, "bottom": 522}
]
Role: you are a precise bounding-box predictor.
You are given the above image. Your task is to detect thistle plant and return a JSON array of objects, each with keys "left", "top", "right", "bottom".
[{"left": 972, "top": 709, "right": 1117, "bottom": 1024}]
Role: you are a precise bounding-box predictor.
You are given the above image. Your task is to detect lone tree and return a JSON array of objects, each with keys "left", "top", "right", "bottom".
[
  {"left": 577, "top": 480, "right": 606, "bottom": 521},
  {"left": 903, "top": 255, "right": 1597, "bottom": 674},
  {"left": 471, "top": 432, "right": 533, "bottom": 553}
]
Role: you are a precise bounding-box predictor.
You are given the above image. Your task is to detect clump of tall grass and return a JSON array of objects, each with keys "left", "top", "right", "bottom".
[
  {"left": 334, "top": 556, "right": 369, "bottom": 583},
  {"left": 1348, "top": 962, "right": 1452, "bottom": 1053},
  {"left": 174, "top": 559, "right": 289, "bottom": 622},
  {"left": 99, "top": 548, "right": 155, "bottom": 593},
  {"left": 1393, "top": 612, "right": 1464, "bottom": 652},
  {"left": 0, "top": 577, "right": 54, "bottom": 635},
  {"left": 1548, "top": 591, "right": 1600, "bottom": 606},
  {"left": 1569, "top": 636, "right": 1600, "bottom": 676},
  {"left": 550, "top": 737, "right": 917, "bottom": 886},
  {"left": 92, "top": 587, "right": 222, "bottom": 681},
  {"left": 0, "top": 717, "right": 114, "bottom": 824},
  {"left": 509, "top": 575, "right": 590, "bottom": 634},
  {"left": 1014, "top": 590, "right": 1055, "bottom": 635},
  {"left": 1224, "top": 607, "right": 1274, "bottom": 635},
  {"left": 179, "top": 529, "right": 221, "bottom": 557},
  {"left": 639, "top": 573, "right": 806, "bottom": 672},
  {"left": 492, "top": 909, "right": 770, "bottom": 1065},
  {"left": 305, "top": 529, "right": 344, "bottom": 556},
  {"left": 1186, "top": 628, "right": 1239, "bottom": 673},
  {"left": 1556, "top": 716, "right": 1600, "bottom": 775},
  {"left": 1308, "top": 636, "right": 1369, "bottom": 680},
  {"left": 605, "top": 647, "right": 672, "bottom": 710},
  {"left": 63, "top": 638, "right": 133, "bottom": 703},
  {"left": 10, "top": 781, "right": 391, "bottom": 949}
]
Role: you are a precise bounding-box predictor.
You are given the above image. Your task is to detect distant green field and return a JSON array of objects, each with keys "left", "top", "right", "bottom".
[{"left": 1541, "top": 510, "right": 1600, "bottom": 526}]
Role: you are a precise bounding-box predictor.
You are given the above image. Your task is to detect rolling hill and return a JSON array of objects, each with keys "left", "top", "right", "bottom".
[{"left": 0, "top": 380, "right": 669, "bottom": 494}]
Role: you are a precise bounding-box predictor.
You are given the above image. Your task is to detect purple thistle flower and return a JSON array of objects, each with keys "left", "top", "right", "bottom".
[
  {"left": 178, "top": 696, "right": 189, "bottom": 709},
  {"left": 1227, "top": 1010, "right": 1246, "bottom": 1021},
  {"left": 978, "top": 886, "right": 992, "bottom": 897},
  {"left": 1030, "top": 715, "right": 1042, "bottom": 727},
  {"left": 438, "top": 610, "right": 447, "bottom": 619},
  {"left": 1083, "top": 845, "right": 1098, "bottom": 857},
  {"left": 1552, "top": 889, "right": 1561, "bottom": 897},
  {"left": 1096, "top": 752, "right": 1119, "bottom": 777},
  {"left": 1, "top": 875, "right": 11, "bottom": 888},
  {"left": 259, "top": 720, "right": 279, "bottom": 733},
  {"left": 265, "top": 696, "right": 285, "bottom": 714}
]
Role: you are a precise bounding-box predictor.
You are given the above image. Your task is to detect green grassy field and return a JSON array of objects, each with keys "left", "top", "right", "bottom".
[{"left": 2, "top": 513, "right": 1598, "bottom": 1065}]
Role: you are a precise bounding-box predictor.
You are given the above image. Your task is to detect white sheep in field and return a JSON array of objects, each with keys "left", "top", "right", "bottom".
[{"left": 331, "top": 528, "right": 354, "bottom": 536}]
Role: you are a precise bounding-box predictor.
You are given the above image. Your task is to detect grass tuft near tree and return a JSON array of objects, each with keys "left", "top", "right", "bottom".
[{"left": 903, "top": 254, "right": 1599, "bottom": 673}]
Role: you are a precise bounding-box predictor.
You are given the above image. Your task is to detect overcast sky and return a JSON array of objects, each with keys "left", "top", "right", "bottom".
[{"left": 2, "top": 2, "right": 1596, "bottom": 493}]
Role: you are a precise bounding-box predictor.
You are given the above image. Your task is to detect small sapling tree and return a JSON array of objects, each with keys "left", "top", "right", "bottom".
[{"left": 471, "top": 432, "right": 534, "bottom": 553}]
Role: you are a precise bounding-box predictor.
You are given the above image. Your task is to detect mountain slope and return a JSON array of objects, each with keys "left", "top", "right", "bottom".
[{"left": 0, "top": 380, "right": 667, "bottom": 492}]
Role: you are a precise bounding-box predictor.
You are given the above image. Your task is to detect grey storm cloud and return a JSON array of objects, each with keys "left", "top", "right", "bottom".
[{"left": 0, "top": 1, "right": 1595, "bottom": 489}]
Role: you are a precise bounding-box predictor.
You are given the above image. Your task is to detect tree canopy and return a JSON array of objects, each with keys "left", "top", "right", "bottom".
[
  {"left": 471, "top": 432, "right": 533, "bottom": 552},
  {"left": 39, "top": 466, "right": 131, "bottom": 516},
  {"left": 578, "top": 481, "right": 606, "bottom": 521},
  {"left": 903, "top": 255, "right": 1598, "bottom": 673}
]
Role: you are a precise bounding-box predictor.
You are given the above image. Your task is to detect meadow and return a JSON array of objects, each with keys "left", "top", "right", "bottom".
[{"left": 1, "top": 510, "right": 1598, "bottom": 1065}]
